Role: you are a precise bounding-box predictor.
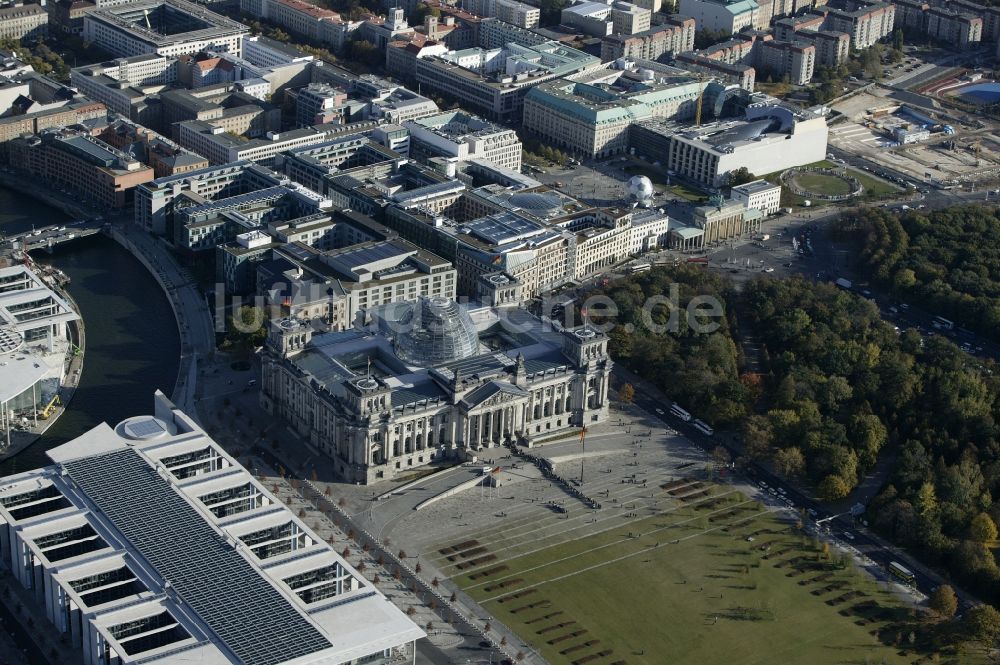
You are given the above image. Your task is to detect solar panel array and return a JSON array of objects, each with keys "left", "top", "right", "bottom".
[{"left": 64, "top": 449, "right": 332, "bottom": 665}]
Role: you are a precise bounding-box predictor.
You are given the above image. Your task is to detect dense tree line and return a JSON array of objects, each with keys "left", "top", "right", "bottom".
[
  {"left": 741, "top": 277, "right": 897, "bottom": 499},
  {"left": 843, "top": 205, "right": 1000, "bottom": 341},
  {"left": 587, "top": 265, "right": 751, "bottom": 427},
  {"left": 744, "top": 276, "right": 1000, "bottom": 604}
]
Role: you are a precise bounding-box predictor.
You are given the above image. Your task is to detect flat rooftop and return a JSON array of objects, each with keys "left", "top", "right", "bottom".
[
  {"left": 86, "top": 0, "right": 247, "bottom": 47},
  {"left": 0, "top": 393, "right": 425, "bottom": 664}
]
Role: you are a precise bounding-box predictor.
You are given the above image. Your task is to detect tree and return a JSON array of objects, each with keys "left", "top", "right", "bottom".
[
  {"left": 967, "top": 604, "right": 1000, "bottom": 645},
  {"left": 892, "top": 27, "right": 904, "bottom": 51},
  {"left": 743, "top": 415, "right": 773, "bottom": 460},
  {"left": 916, "top": 481, "right": 938, "bottom": 518},
  {"left": 619, "top": 383, "right": 635, "bottom": 404},
  {"left": 929, "top": 584, "right": 958, "bottom": 619},
  {"left": 225, "top": 305, "right": 268, "bottom": 352},
  {"left": 773, "top": 446, "right": 806, "bottom": 478},
  {"left": 969, "top": 512, "right": 998, "bottom": 542},
  {"left": 818, "top": 474, "right": 851, "bottom": 501},
  {"left": 728, "top": 167, "right": 755, "bottom": 187},
  {"left": 348, "top": 39, "right": 381, "bottom": 69}
]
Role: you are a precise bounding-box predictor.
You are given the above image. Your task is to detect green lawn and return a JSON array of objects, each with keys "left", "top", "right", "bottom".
[
  {"left": 853, "top": 170, "right": 903, "bottom": 197},
  {"left": 759, "top": 160, "right": 902, "bottom": 208},
  {"left": 792, "top": 172, "right": 854, "bottom": 196},
  {"left": 442, "top": 487, "right": 972, "bottom": 665}
]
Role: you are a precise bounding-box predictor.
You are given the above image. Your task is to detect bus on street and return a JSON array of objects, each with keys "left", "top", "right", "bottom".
[
  {"left": 670, "top": 404, "right": 692, "bottom": 421},
  {"left": 693, "top": 419, "right": 714, "bottom": 436},
  {"left": 888, "top": 561, "right": 916, "bottom": 584}
]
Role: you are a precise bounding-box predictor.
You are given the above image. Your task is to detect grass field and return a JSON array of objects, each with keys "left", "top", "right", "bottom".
[
  {"left": 854, "top": 170, "right": 903, "bottom": 197},
  {"left": 792, "top": 172, "right": 854, "bottom": 196},
  {"left": 438, "top": 483, "right": 970, "bottom": 665}
]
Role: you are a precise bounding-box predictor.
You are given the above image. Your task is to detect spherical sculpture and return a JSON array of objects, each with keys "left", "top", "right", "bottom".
[{"left": 627, "top": 175, "right": 655, "bottom": 205}]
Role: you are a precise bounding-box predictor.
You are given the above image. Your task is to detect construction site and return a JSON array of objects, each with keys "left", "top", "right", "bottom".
[{"left": 828, "top": 82, "right": 1000, "bottom": 188}]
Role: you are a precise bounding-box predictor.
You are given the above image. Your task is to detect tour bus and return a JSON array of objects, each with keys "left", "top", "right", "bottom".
[
  {"left": 669, "top": 404, "right": 692, "bottom": 422},
  {"left": 888, "top": 561, "right": 916, "bottom": 585},
  {"left": 932, "top": 316, "right": 954, "bottom": 331},
  {"left": 693, "top": 419, "right": 714, "bottom": 436},
  {"left": 629, "top": 263, "right": 651, "bottom": 274}
]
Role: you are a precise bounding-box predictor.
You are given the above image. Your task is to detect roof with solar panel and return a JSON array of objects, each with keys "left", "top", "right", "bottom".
[{"left": 0, "top": 392, "right": 424, "bottom": 665}]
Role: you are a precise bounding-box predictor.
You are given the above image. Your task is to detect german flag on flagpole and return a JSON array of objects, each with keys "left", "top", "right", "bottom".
[{"left": 579, "top": 426, "right": 587, "bottom": 440}]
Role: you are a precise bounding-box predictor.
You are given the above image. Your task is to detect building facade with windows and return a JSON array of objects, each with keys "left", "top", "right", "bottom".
[
  {"left": 9, "top": 130, "right": 154, "bottom": 209},
  {"left": 0, "top": 3, "right": 47, "bottom": 41},
  {"left": 405, "top": 110, "right": 522, "bottom": 171},
  {"left": 261, "top": 299, "right": 612, "bottom": 483},
  {"left": 522, "top": 65, "right": 716, "bottom": 159},
  {"left": 0, "top": 391, "right": 424, "bottom": 664},
  {"left": 413, "top": 41, "right": 601, "bottom": 124},
  {"left": 730, "top": 178, "right": 781, "bottom": 215},
  {"left": 83, "top": 0, "right": 248, "bottom": 58}
]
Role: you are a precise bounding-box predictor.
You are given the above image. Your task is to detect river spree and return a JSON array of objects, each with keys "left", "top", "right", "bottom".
[{"left": 0, "top": 190, "right": 179, "bottom": 473}]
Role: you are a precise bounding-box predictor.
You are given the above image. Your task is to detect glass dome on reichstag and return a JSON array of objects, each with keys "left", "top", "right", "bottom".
[{"left": 379, "top": 297, "right": 480, "bottom": 367}]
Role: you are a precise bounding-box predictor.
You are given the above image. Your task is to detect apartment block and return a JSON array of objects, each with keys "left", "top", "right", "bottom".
[{"left": 600, "top": 17, "right": 696, "bottom": 61}]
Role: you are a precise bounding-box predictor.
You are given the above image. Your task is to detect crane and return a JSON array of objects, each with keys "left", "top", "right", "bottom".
[{"left": 38, "top": 395, "right": 60, "bottom": 420}]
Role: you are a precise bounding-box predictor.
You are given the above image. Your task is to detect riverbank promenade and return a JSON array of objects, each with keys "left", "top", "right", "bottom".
[{"left": 110, "top": 222, "right": 215, "bottom": 419}]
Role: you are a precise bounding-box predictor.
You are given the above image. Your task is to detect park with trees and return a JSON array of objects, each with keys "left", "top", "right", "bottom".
[
  {"left": 841, "top": 204, "right": 1000, "bottom": 342},
  {"left": 598, "top": 256, "right": 1000, "bottom": 616}
]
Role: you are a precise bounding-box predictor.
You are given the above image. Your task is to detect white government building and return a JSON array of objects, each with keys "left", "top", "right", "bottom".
[
  {"left": 261, "top": 297, "right": 613, "bottom": 483},
  {"left": 0, "top": 392, "right": 424, "bottom": 665},
  {"left": 0, "top": 265, "right": 80, "bottom": 448}
]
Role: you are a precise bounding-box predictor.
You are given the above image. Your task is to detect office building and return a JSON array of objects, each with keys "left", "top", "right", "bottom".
[
  {"left": 0, "top": 3, "right": 47, "bottom": 40},
  {"left": 0, "top": 100, "right": 107, "bottom": 147},
  {"left": 293, "top": 82, "right": 347, "bottom": 127},
  {"left": 83, "top": 0, "right": 249, "bottom": 58},
  {"left": 522, "top": 64, "right": 717, "bottom": 158},
  {"left": 9, "top": 130, "right": 155, "bottom": 209},
  {"left": 678, "top": 0, "right": 761, "bottom": 33},
  {"left": 173, "top": 180, "right": 328, "bottom": 253},
  {"left": 405, "top": 110, "right": 522, "bottom": 171},
  {"left": 273, "top": 134, "right": 402, "bottom": 194},
  {"left": 600, "top": 17, "right": 696, "bottom": 61},
  {"left": 71, "top": 53, "right": 179, "bottom": 119},
  {"left": 0, "top": 265, "right": 80, "bottom": 449},
  {"left": 266, "top": 237, "right": 457, "bottom": 326},
  {"left": 0, "top": 391, "right": 424, "bottom": 664},
  {"left": 176, "top": 120, "right": 369, "bottom": 166},
  {"left": 240, "top": 0, "right": 360, "bottom": 51},
  {"left": 730, "top": 178, "right": 781, "bottom": 215},
  {"left": 630, "top": 102, "right": 828, "bottom": 187},
  {"left": 820, "top": 0, "right": 894, "bottom": 49},
  {"left": 477, "top": 16, "right": 550, "bottom": 49},
  {"left": 135, "top": 159, "right": 284, "bottom": 234},
  {"left": 561, "top": 1, "right": 652, "bottom": 37},
  {"left": 98, "top": 117, "right": 209, "bottom": 177},
  {"left": 261, "top": 298, "right": 612, "bottom": 483},
  {"left": 414, "top": 41, "right": 601, "bottom": 123},
  {"left": 467, "top": 0, "right": 540, "bottom": 28}
]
